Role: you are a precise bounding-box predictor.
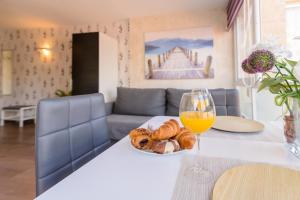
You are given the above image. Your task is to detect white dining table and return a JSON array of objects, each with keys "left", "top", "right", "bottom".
[{"left": 35, "top": 116, "right": 300, "bottom": 200}]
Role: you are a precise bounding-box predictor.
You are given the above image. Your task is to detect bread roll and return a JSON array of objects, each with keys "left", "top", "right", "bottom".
[
  {"left": 151, "top": 119, "right": 180, "bottom": 140},
  {"left": 175, "top": 128, "right": 196, "bottom": 149},
  {"left": 151, "top": 140, "right": 180, "bottom": 154},
  {"left": 131, "top": 135, "right": 152, "bottom": 150},
  {"left": 129, "top": 128, "right": 151, "bottom": 139}
]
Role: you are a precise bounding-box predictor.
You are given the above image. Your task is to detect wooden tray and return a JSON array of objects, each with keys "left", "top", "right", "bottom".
[
  {"left": 213, "top": 164, "right": 300, "bottom": 200},
  {"left": 212, "top": 116, "right": 264, "bottom": 133}
]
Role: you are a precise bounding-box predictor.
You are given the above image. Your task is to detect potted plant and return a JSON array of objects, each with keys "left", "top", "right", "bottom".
[
  {"left": 55, "top": 89, "right": 72, "bottom": 97},
  {"left": 242, "top": 49, "right": 300, "bottom": 157}
]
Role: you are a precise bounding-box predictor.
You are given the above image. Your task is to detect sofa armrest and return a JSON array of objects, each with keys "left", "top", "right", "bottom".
[{"left": 105, "top": 102, "right": 114, "bottom": 115}]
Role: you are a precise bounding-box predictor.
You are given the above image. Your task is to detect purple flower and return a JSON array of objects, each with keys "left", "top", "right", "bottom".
[
  {"left": 241, "top": 59, "right": 256, "bottom": 74},
  {"left": 248, "top": 50, "right": 275, "bottom": 73}
]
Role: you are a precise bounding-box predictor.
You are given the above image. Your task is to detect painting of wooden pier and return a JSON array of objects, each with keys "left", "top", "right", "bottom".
[{"left": 144, "top": 27, "right": 214, "bottom": 80}]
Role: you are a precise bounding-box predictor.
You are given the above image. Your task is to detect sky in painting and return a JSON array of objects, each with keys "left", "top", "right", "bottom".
[{"left": 145, "top": 27, "right": 213, "bottom": 42}]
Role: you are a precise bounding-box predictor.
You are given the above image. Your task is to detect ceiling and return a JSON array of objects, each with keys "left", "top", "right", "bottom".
[{"left": 0, "top": 0, "right": 229, "bottom": 29}]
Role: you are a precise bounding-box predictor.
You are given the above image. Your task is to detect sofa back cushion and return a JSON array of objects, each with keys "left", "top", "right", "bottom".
[
  {"left": 166, "top": 88, "right": 240, "bottom": 116},
  {"left": 114, "top": 87, "right": 166, "bottom": 116},
  {"left": 166, "top": 88, "right": 190, "bottom": 116}
]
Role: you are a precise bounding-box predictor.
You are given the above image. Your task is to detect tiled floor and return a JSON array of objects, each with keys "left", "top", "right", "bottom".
[{"left": 0, "top": 122, "right": 35, "bottom": 200}]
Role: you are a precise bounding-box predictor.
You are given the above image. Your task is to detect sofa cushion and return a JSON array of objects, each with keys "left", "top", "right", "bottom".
[
  {"left": 166, "top": 88, "right": 240, "bottom": 116},
  {"left": 210, "top": 89, "right": 227, "bottom": 116},
  {"left": 226, "top": 89, "right": 241, "bottom": 116},
  {"left": 114, "top": 87, "right": 166, "bottom": 116},
  {"left": 166, "top": 88, "right": 190, "bottom": 116},
  {"left": 107, "top": 114, "right": 152, "bottom": 140}
]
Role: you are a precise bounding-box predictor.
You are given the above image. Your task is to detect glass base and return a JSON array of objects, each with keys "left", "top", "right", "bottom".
[
  {"left": 197, "top": 134, "right": 201, "bottom": 151},
  {"left": 287, "top": 142, "right": 300, "bottom": 159}
]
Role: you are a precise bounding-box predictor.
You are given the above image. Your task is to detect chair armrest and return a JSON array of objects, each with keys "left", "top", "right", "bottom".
[{"left": 105, "top": 102, "right": 114, "bottom": 115}]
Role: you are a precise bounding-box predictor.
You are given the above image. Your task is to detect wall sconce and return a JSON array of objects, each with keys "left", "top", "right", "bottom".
[
  {"left": 36, "top": 47, "right": 51, "bottom": 62},
  {"left": 40, "top": 48, "right": 51, "bottom": 57},
  {"left": 36, "top": 47, "right": 51, "bottom": 56}
]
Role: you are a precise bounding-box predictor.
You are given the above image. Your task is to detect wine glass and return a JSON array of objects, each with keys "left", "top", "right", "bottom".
[{"left": 179, "top": 89, "right": 216, "bottom": 152}]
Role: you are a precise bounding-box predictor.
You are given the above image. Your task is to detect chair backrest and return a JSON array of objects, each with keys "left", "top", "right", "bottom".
[{"left": 35, "top": 93, "right": 111, "bottom": 196}]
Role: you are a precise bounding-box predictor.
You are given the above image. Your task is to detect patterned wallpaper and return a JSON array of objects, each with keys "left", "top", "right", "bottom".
[{"left": 0, "top": 19, "right": 130, "bottom": 106}]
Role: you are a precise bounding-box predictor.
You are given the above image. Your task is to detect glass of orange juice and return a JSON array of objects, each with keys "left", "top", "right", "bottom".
[{"left": 179, "top": 89, "right": 216, "bottom": 152}]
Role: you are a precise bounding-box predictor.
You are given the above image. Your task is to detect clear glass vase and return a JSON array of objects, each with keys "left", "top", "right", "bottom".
[{"left": 284, "top": 97, "right": 300, "bottom": 158}]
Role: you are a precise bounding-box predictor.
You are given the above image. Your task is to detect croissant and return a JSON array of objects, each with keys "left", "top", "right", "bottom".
[
  {"left": 168, "top": 119, "right": 181, "bottom": 134},
  {"left": 151, "top": 119, "right": 180, "bottom": 140},
  {"left": 129, "top": 128, "right": 151, "bottom": 139},
  {"left": 175, "top": 128, "right": 196, "bottom": 149},
  {"left": 131, "top": 134, "right": 152, "bottom": 150}
]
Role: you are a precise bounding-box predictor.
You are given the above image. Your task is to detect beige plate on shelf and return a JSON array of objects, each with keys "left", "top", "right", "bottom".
[
  {"left": 212, "top": 116, "right": 264, "bottom": 133},
  {"left": 213, "top": 164, "right": 300, "bottom": 200}
]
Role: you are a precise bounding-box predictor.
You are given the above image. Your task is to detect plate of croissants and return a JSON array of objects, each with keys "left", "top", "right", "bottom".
[{"left": 129, "top": 119, "right": 196, "bottom": 155}]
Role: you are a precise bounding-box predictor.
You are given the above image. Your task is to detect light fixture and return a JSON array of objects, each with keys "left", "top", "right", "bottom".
[
  {"left": 36, "top": 47, "right": 51, "bottom": 56},
  {"left": 35, "top": 46, "right": 51, "bottom": 62}
]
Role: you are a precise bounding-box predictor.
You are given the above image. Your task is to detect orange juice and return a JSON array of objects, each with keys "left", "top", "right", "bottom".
[{"left": 180, "top": 111, "right": 215, "bottom": 134}]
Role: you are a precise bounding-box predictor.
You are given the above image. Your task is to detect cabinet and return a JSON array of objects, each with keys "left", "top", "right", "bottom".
[{"left": 72, "top": 32, "right": 118, "bottom": 102}]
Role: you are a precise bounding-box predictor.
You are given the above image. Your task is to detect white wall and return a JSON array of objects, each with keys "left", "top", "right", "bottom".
[
  {"left": 129, "top": 10, "right": 235, "bottom": 89},
  {"left": 0, "top": 21, "right": 129, "bottom": 106},
  {"left": 0, "top": 10, "right": 236, "bottom": 107}
]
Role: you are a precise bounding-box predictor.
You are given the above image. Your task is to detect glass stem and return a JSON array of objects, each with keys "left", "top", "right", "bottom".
[{"left": 197, "top": 134, "right": 201, "bottom": 152}]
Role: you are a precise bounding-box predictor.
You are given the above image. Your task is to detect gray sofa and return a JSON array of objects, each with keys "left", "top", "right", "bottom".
[{"left": 106, "top": 87, "right": 240, "bottom": 141}]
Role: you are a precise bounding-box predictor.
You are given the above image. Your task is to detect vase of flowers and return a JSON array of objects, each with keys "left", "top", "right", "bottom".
[{"left": 242, "top": 49, "right": 300, "bottom": 158}]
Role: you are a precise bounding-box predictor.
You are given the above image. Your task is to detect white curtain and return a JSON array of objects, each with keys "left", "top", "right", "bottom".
[
  {"left": 234, "top": 0, "right": 257, "bottom": 82},
  {"left": 234, "top": 0, "right": 260, "bottom": 119},
  {"left": 286, "top": 5, "right": 300, "bottom": 60}
]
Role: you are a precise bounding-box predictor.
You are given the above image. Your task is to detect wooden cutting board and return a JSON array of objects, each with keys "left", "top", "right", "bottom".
[{"left": 213, "top": 164, "right": 300, "bottom": 200}]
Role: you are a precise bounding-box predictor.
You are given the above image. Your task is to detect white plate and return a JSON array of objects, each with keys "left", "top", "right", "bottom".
[
  {"left": 212, "top": 116, "right": 264, "bottom": 133},
  {"left": 130, "top": 141, "right": 189, "bottom": 156}
]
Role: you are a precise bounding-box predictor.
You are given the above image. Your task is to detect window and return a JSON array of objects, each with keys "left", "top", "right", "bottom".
[
  {"left": 286, "top": 4, "right": 300, "bottom": 60},
  {"left": 1, "top": 50, "right": 13, "bottom": 95},
  {"left": 234, "top": 0, "right": 260, "bottom": 81},
  {"left": 234, "top": 0, "right": 260, "bottom": 119}
]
